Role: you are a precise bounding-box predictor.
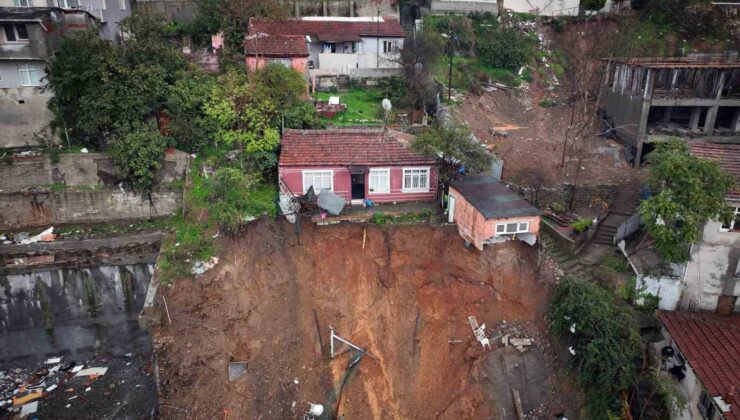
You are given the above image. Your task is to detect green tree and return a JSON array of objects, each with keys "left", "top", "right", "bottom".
[
  {"left": 550, "top": 278, "right": 641, "bottom": 417},
  {"left": 411, "top": 123, "right": 493, "bottom": 189},
  {"left": 476, "top": 27, "right": 534, "bottom": 72},
  {"left": 256, "top": 63, "right": 308, "bottom": 111},
  {"left": 639, "top": 139, "right": 734, "bottom": 262},
  {"left": 283, "top": 102, "right": 325, "bottom": 129},
  {"left": 208, "top": 167, "right": 277, "bottom": 228},
  {"left": 166, "top": 71, "right": 216, "bottom": 152},
  {"left": 204, "top": 69, "right": 280, "bottom": 155},
  {"left": 108, "top": 121, "right": 168, "bottom": 193}
]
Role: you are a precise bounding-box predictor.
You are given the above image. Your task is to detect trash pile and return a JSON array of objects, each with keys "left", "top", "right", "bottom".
[
  {"left": 1, "top": 227, "right": 56, "bottom": 245},
  {"left": 0, "top": 352, "right": 154, "bottom": 419}
]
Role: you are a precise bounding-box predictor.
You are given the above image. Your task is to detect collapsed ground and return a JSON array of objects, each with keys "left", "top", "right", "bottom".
[{"left": 154, "top": 219, "right": 583, "bottom": 419}]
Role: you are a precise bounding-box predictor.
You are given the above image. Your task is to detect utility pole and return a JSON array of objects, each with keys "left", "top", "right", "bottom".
[{"left": 445, "top": 33, "right": 455, "bottom": 101}]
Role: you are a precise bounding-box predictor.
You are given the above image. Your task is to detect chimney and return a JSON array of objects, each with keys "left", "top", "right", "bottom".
[{"left": 725, "top": 385, "right": 736, "bottom": 406}]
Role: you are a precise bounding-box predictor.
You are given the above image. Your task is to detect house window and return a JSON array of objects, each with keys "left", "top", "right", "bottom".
[
  {"left": 13, "top": 0, "right": 32, "bottom": 6},
  {"left": 18, "top": 64, "right": 41, "bottom": 87},
  {"left": 495, "top": 221, "right": 530, "bottom": 235},
  {"left": 119, "top": 0, "right": 126, "bottom": 9},
  {"left": 268, "top": 58, "right": 291, "bottom": 68},
  {"left": 58, "top": 0, "right": 79, "bottom": 7},
  {"left": 402, "top": 168, "right": 429, "bottom": 192},
  {"left": 383, "top": 40, "right": 399, "bottom": 53},
  {"left": 720, "top": 206, "right": 740, "bottom": 232},
  {"left": 3, "top": 24, "right": 29, "bottom": 42},
  {"left": 368, "top": 168, "right": 390, "bottom": 194},
  {"left": 302, "top": 170, "right": 333, "bottom": 193},
  {"left": 323, "top": 43, "right": 336, "bottom": 53}
]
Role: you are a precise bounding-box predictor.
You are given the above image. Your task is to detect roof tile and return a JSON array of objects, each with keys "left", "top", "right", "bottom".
[
  {"left": 689, "top": 142, "right": 740, "bottom": 200},
  {"left": 249, "top": 17, "right": 405, "bottom": 40},
  {"left": 659, "top": 311, "right": 740, "bottom": 420}
]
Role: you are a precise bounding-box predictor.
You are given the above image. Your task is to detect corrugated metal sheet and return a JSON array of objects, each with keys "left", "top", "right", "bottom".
[{"left": 317, "top": 189, "right": 345, "bottom": 215}]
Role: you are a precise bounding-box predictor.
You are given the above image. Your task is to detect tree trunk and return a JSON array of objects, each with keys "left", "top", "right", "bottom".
[{"left": 496, "top": 0, "right": 504, "bottom": 15}]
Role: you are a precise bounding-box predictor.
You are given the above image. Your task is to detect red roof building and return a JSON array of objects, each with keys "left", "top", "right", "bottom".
[
  {"left": 278, "top": 129, "right": 437, "bottom": 204},
  {"left": 658, "top": 311, "right": 740, "bottom": 419},
  {"left": 689, "top": 141, "right": 740, "bottom": 201},
  {"left": 249, "top": 17, "right": 405, "bottom": 41},
  {"left": 244, "top": 34, "right": 309, "bottom": 73}
]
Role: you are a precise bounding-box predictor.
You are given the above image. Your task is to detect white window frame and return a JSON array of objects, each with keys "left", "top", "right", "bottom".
[
  {"left": 18, "top": 64, "right": 41, "bottom": 87},
  {"left": 402, "top": 167, "right": 430, "bottom": 193},
  {"left": 368, "top": 168, "right": 390, "bottom": 194},
  {"left": 495, "top": 221, "right": 530, "bottom": 235},
  {"left": 3, "top": 24, "right": 29, "bottom": 43},
  {"left": 119, "top": 0, "right": 126, "bottom": 9},
  {"left": 720, "top": 206, "right": 740, "bottom": 232},
  {"left": 13, "top": 0, "right": 32, "bottom": 6},
  {"left": 383, "top": 40, "right": 399, "bottom": 53},
  {"left": 57, "top": 0, "right": 79, "bottom": 7},
  {"left": 302, "top": 170, "right": 333, "bottom": 193}
]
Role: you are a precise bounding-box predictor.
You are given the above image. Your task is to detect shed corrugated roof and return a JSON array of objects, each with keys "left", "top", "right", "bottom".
[
  {"left": 659, "top": 311, "right": 740, "bottom": 420},
  {"left": 279, "top": 129, "right": 435, "bottom": 167},
  {"left": 0, "top": 7, "right": 96, "bottom": 22},
  {"left": 688, "top": 141, "right": 740, "bottom": 201},
  {"left": 450, "top": 176, "right": 540, "bottom": 219},
  {"left": 248, "top": 17, "right": 405, "bottom": 40}
]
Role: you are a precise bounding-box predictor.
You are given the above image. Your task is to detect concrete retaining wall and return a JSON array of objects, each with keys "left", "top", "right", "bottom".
[
  {"left": 0, "top": 188, "right": 182, "bottom": 229},
  {"left": 0, "top": 87, "right": 52, "bottom": 148}
]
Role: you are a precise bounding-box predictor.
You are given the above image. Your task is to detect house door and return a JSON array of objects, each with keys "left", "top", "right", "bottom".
[
  {"left": 448, "top": 194, "right": 456, "bottom": 223},
  {"left": 351, "top": 174, "right": 365, "bottom": 200}
]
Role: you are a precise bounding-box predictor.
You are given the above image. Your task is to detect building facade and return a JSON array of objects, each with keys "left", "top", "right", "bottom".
[
  {"left": 248, "top": 16, "right": 405, "bottom": 79},
  {"left": 0, "top": 7, "right": 97, "bottom": 148},
  {"left": 448, "top": 176, "right": 540, "bottom": 250},
  {"left": 599, "top": 55, "right": 740, "bottom": 168},
  {"left": 279, "top": 128, "right": 437, "bottom": 204}
]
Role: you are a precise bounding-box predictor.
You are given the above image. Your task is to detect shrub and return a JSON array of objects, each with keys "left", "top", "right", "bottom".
[
  {"left": 538, "top": 97, "right": 558, "bottom": 108},
  {"left": 108, "top": 121, "right": 168, "bottom": 193},
  {"left": 571, "top": 218, "right": 593, "bottom": 233},
  {"left": 372, "top": 212, "right": 387, "bottom": 225},
  {"left": 477, "top": 27, "right": 534, "bottom": 72}
]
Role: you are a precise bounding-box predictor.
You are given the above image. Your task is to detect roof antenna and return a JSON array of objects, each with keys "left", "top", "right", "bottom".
[{"left": 382, "top": 98, "right": 392, "bottom": 133}]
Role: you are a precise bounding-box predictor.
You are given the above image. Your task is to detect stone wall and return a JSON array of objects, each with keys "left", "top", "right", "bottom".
[
  {"left": 0, "top": 87, "right": 52, "bottom": 148},
  {"left": 515, "top": 183, "right": 618, "bottom": 214},
  {"left": 0, "top": 150, "right": 189, "bottom": 192},
  {"left": 0, "top": 188, "right": 182, "bottom": 229}
]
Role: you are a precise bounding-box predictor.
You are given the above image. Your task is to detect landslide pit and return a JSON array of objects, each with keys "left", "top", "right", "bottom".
[{"left": 154, "top": 220, "right": 573, "bottom": 419}]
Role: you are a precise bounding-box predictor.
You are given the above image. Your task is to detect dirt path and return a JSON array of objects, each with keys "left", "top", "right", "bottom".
[{"left": 154, "top": 220, "right": 582, "bottom": 419}]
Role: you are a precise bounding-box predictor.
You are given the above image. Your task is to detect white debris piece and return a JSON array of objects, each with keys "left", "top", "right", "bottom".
[
  {"left": 569, "top": 346, "right": 576, "bottom": 355},
  {"left": 75, "top": 367, "right": 108, "bottom": 377},
  {"left": 192, "top": 256, "right": 219, "bottom": 275},
  {"left": 71, "top": 365, "right": 84, "bottom": 373},
  {"left": 509, "top": 338, "right": 532, "bottom": 347},
  {"left": 20, "top": 401, "right": 38, "bottom": 417},
  {"left": 468, "top": 316, "right": 491, "bottom": 350},
  {"left": 45, "top": 357, "right": 62, "bottom": 364}
]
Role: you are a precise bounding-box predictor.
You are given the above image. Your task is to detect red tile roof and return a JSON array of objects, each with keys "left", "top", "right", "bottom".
[
  {"left": 249, "top": 17, "right": 405, "bottom": 42},
  {"left": 279, "top": 128, "right": 435, "bottom": 167},
  {"left": 688, "top": 141, "right": 740, "bottom": 201},
  {"left": 244, "top": 34, "right": 308, "bottom": 57},
  {"left": 659, "top": 311, "right": 740, "bottom": 419}
]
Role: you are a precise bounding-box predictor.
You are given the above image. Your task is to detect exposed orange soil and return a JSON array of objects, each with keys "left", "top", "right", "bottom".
[{"left": 154, "top": 220, "right": 580, "bottom": 419}]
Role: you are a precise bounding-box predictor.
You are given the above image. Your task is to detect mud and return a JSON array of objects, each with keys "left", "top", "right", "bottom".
[{"left": 155, "top": 219, "right": 581, "bottom": 419}]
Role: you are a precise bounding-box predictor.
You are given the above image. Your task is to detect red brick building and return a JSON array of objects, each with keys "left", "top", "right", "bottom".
[
  {"left": 448, "top": 176, "right": 540, "bottom": 250},
  {"left": 279, "top": 128, "right": 437, "bottom": 204}
]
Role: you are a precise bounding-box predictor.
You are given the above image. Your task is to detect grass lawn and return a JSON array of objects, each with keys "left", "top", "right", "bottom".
[{"left": 315, "top": 88, "right": 384, "bottom": 126}]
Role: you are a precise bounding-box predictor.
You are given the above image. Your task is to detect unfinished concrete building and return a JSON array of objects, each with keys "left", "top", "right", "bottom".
[{"left": 600, "top": 55, "right": 740, "bottom": 167}]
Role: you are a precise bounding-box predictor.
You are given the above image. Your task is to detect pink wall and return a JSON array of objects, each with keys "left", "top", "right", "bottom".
[
  {"left": 279, "top": 165, "right": 437, "bottom": 203},
  {"left": 450, "top": 185, "right": 540, "bottom": 250},
  {"left": 245, "top": 57, "right": 308, "bottom": 73}
]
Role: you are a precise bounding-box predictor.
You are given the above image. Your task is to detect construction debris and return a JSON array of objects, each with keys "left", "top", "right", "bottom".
[
  {"left": 468, "top": 316, "right": 491, "bottom": 350},
  {"left": 228, "top": 362, "right": 247, "bottom": 381},
  {"left": 192, "top": 256, "right": 219, "bottom": 275}
]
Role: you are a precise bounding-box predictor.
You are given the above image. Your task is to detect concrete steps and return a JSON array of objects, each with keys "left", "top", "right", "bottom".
[{"left": 540, "top": 234, "right": 596, "bottom": 282}]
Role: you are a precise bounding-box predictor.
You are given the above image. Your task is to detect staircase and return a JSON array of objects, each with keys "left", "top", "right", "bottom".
[
  {"left": 541, "top": 233, "right": 596, "bottom": 282},
  {"left": 585, "top": 184, "right": 642, "bottom": 247}
]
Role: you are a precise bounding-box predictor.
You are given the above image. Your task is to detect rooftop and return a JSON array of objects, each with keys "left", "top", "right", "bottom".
[
  {"left": 688, "top": 141, "right": 740, "bottom": 201},
  {"left": 248, "top": 16, "right": 405, "bottom": 43},
  {"left": 659, "top": 311, "right": 740, "bottom": 420},
  {"left": 450, "top": 176, "right": 540, "bottom": 219},
  {"left": 244, "top": 34, "right": 308, "bottom": 57},
  {"left": 279, "top": 128, "right": 435, "bottom": 167}
]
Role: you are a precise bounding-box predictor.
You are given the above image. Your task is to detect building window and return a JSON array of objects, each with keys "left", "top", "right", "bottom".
[
  {"left": 3, "top": 24, "right": 29, "bottom": 42},
  {"left": 495, "top": 221, "right": 530, "bottom": 235},
  {"left": 368, "top": 168, "right": 390, "bottom": 194},
  {"left": 18, "top": 64, "right": 41, "bottom": 87},
  {"left": 268, "top": 58, "right": 291, "bottom": 67},
  {"left": 402, "top": 168, "right": 429, "bottom": 192},
  {"left": 302, "top": 170, "right": 333, "bottom": 193},
  {"left": 383, "top": 40, "right": 399, "bottom": 53},
  {"left": 58, "top": 0, "right": 79, "bottom": 7},
  {"left": 119, "top": 0, "right": 126, "bottom": 9},
  {"left": 323, "top": 43, "right": 336, "bottom": 53},
  {"left": 13, "top": 0, "right": 32, "bottom": 6},
  {"left": 720, "top": 206, "right": 740, "bottom": 232}
]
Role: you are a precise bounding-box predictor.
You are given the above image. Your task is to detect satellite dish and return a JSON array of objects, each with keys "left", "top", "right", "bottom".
[{"left": 382, "top": 98, "right": 392, "bottom": 111}]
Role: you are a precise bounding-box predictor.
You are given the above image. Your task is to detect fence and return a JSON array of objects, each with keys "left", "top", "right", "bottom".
[{"left": 614, "top": 213, "right": 641, "bottom": 243}]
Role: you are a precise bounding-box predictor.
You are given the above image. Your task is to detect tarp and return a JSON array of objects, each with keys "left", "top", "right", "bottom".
[{"left": 317, "top": 189, "right": 345, "bottom": 216}]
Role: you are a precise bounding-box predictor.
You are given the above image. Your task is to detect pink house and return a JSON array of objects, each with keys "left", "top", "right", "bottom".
[
  {"left": 279, "top": 129, "right": 438, "bottom": 204},
  {"left": 244, "top": 34, "right": 309, "bottom": 73}
]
